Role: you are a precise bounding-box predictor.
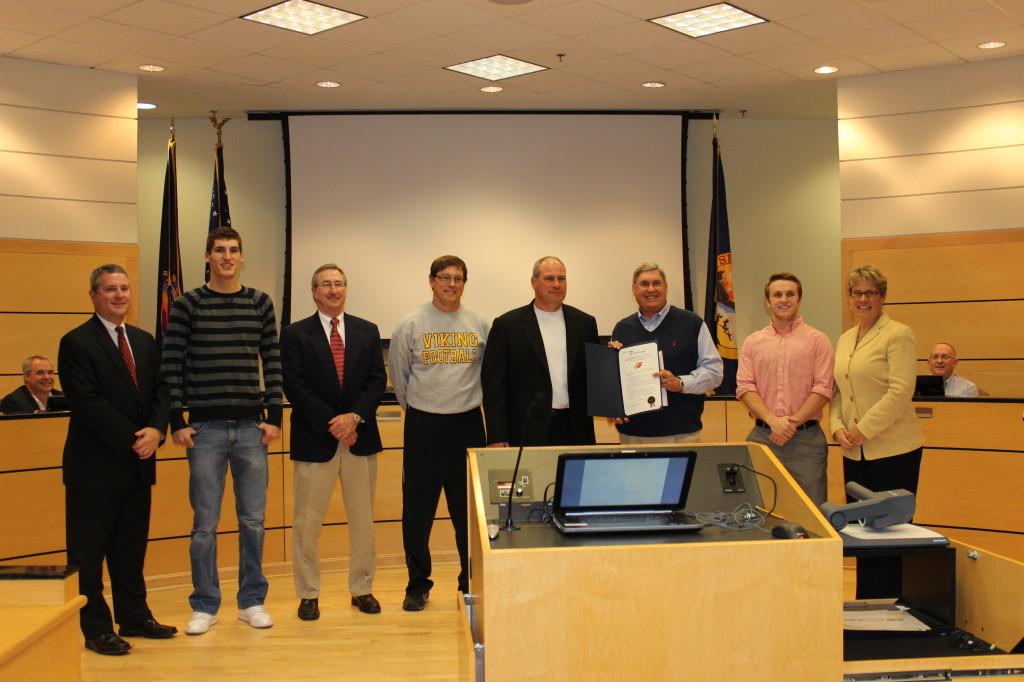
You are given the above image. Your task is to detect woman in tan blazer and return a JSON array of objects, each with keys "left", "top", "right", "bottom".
[{"left": 830, "top": 264, "right": 924, "bottom": 597}]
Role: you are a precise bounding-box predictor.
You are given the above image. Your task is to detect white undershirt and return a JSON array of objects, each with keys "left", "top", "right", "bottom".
[{"left": 533, "top": 305, "right": 569, "bottom": 409}]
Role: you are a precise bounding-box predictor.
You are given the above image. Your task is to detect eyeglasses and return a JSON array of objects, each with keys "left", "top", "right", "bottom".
[
  {"left": 316, "top": 280, "right": 347, "bottom": 290},
  {"left": 850, "top": 289, "right": 880, "bottom": 299},
  {"left": 433, "top": 274, "right": 465, "bottom": 285}
]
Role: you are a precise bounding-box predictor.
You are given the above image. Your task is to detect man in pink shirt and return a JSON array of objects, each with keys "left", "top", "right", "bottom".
[{"left": 736, "top": 272, "right": 835, "bottom": 505}]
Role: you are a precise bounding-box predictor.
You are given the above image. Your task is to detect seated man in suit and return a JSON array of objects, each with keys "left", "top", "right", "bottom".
[
  {"left": 1, "top": 355, "right": 67, "bottom": 413},
  {"left": 483, "top": 256, "right": 598, "bottom": 447},
  {"left": 927, "top": 342, "right": 979, "bottom": 397},
  {"left": 58, "top": 264, "right": 176, "bottom": 656},
  {"left": 281, "top": 264, "right": 386, "bottom": 620}
]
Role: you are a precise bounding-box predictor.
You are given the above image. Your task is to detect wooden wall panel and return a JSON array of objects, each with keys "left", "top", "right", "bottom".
[
  {"left": 0, "top": 416, "right": 65, "bottom": 471},
  {"left": 0, "top": 376, "right": 23, "bottom": 398},
  {"left": 0, "top": 468, "right": 65, "bottom": 558},
  {"left": 0, "top": 105, "right": 136, "bottom": 161},
  {"left": 0, "top": 314, "right": 91, "bottom": 375},
  {"left": 915, "top": 360, "right": 1024, "bottom": 397},
  {"left": 916, "top": 450, "right": 1024, "bottom": 533},
  {"left": 915, "top": 401, "right": 1024, "bottom": 451},
  {"left": 840, "top": 146, "right": 1024, "bottom": 200},
  {"left": 886, "top": 301, "right": 1024, "bottom": 360},
  {"left": 838, "top": 100, "right": 1024, "bottom": 160},
  {"left": 935, "top": 528, "right": 1024, "bottom": 564}
]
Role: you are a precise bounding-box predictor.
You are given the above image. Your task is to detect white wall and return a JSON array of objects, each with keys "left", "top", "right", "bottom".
[
  {"left": 137, "top": 117, "right": 286, "bottom": 334},
  {"left": 687, "top": 118, "right": 843, "bottom": 344},
  {"left": 838, "top": 55, "right": 1024, "bottom": 239},
  {"left": 0, "top": 57, "right": 136, "bottom": 243}
]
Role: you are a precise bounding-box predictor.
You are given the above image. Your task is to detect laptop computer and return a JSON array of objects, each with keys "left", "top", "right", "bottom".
[
  {"left": 551, "top": 450, "right": 704, "bottom": 535},
  {"left": 914, "top": 375, "right": 945, "bottom": 397}
]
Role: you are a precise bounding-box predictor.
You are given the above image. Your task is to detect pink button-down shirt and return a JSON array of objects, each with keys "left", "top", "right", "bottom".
[{"left": 735, "top": 316, "right": 835, "bottom": 419}]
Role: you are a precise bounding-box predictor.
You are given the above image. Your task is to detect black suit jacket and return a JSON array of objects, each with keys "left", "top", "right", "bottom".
[
  {"left": 58, "top": 315, "right": 169, "bottom": 492},
  {"left": 482, "top": 302, "right": 598, "bottom": 446},
  {"left": 280, "top": 312, "right": 386, "bottom": 461},
  {"left": 0, "top": 385, "right": 66, "bottom": 414}
]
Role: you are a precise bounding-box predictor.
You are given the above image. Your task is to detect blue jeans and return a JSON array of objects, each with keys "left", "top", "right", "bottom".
[{"left": 187, "top": 419, "right": 269, "bottom": 613}]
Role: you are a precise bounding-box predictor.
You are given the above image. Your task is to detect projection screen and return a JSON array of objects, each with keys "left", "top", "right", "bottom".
[{"left": 287, "top": 113, "right": 686, "bottom": 336}]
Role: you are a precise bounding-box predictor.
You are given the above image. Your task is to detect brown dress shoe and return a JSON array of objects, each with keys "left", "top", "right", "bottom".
[{"left": 351, "top": 594, "right": 381, "bottom": 614}]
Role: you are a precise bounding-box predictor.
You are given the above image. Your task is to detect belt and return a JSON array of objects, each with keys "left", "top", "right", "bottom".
[
  {"left": 755, "top": 419, "right": 818, "bottom": 431},
  {"left": 550, "top": 408, "right": 571, "bottom": 415}
]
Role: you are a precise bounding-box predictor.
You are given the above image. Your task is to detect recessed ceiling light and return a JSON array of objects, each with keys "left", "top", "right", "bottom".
[
  {"left": 650, "top": 3, "right": 766, "bottom": 38},
  {"left": 137, "top": 102, "right": 157, "bottom": 110},
  {"left": 481, "top": 85, "right": 503, "bottom": 93},
  {"left": 138, "top": 64, "right": 165, "bottom": 72},
  {"left": 242, "top": 0, "right": 365, "bottom": 36},
  {"left": 642, "top": 81, "right": 666, "bottom": 88},
  {"left": 977, "top": 41, "right": 1006, "bottom": 50},
  {"left": 814, "top": 65, "right": 839, "bottom": 74},
  {"left": 316, "top": 80, "right": 341, "bottom": 88},
  {"left": 446, "top": 54, "right": 547, "bottom": 81}
]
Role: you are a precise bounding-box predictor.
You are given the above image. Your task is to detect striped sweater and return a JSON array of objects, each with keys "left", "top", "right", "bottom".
[{"left": 161, "top": 285, "right": 283, "bottom": 432}]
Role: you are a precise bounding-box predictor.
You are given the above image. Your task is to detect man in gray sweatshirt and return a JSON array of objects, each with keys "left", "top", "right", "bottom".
[{"left": 388, "top": 255, "right": 489, "bottom": 611}]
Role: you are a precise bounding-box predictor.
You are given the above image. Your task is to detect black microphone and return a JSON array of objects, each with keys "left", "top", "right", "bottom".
[{"left": 502, "top": 392, "right": 548, "bottom": 532}]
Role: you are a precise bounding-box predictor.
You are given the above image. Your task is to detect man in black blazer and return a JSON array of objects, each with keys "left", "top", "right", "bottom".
[
  {"left": 280, "top": 264, "right": 386, "bottom": 619},
  {"left": 58, "top": 264, "right": 175, "bottom": 656},
  {"left": 0, "top": 355, "right": 67, "bottom": 413},
  {"left": 483, "top": 256, "right": 598, "bottom": 446}
]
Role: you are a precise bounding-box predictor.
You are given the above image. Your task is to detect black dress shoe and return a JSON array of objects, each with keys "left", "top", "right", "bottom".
[
  {"left": 119, "top": 618, "right": 178, "bottom": 639},
  {"left": 85, "top": 632, "right": 131, "bottom": 656},
  {"left": 351, "top": 594, "right": 381, "bottom": 614},
  {"left": 402, "top": 592, "right": 429, "bottom": 612},
  {"left": 298, "top": 598, "right": 320, "bottom": 621}
]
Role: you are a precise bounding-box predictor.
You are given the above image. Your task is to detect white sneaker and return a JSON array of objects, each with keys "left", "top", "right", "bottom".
[
  {"left": 184, "top": 611, "right": 217, "bottom": 635},
  {"left": 239, "top": 605, "right": 273, "bottom": 629}
]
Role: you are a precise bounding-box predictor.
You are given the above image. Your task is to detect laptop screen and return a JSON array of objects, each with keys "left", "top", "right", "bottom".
[{"left": 554, "top": 451, "right": 697, "bottom": 513}]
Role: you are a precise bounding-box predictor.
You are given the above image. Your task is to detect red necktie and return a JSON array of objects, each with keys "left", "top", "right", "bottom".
[
  {"left": 116, "top": 326, "right": 139, "bottom": 389},
  {"left": 330, "top": 317, "right": 345, "bottom": 388}
]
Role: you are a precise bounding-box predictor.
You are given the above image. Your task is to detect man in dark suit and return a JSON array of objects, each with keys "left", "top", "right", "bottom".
[
  {"left": 58, "top": 264, "right": 176, "bottom": 656},
  {"left": 483, "top": 256, "right": 598, "bottom": 446},
  {"left": 0, "top": 355, "right": 67, "bottom": 413},
  {"left": 280, "top": 264, "right": 386, "bottom": 619}
]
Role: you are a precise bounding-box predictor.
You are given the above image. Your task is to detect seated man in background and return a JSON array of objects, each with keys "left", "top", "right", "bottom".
[
  {"left": 927, "top": 342, "right": 978, "bottom": 397},
  {"left": 1, "top": 355, "right": 67, "bottom": 413}
]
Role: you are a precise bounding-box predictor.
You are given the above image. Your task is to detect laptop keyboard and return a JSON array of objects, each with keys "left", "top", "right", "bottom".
[{"left": 574, "top": 512, "right": 688, "bottom": 525}]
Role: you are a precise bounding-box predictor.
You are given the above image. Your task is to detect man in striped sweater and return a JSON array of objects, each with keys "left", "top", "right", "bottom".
[{"left": 161, "top": 226, "right": 283, "bottom": 636}]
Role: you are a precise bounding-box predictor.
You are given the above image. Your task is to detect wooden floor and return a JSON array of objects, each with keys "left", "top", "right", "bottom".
[{"left": 81, "top": 563, "right": 472, "bottom": 681}]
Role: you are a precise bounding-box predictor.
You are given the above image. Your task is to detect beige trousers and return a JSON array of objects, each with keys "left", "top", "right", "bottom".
[
  {"left": 292, "top": 442, "right": 377, "bottom": 598},
  {"left": 619, "top": 431, "right": 701, "bottom": 445}
]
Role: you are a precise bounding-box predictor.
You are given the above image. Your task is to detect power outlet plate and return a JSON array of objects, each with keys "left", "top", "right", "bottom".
[{"left": 488, "top": 469, "right": 533, "bottom": 505}]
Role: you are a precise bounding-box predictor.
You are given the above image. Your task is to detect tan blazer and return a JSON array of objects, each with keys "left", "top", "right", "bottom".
[{"left": 829, "top": 314, "right": 924, "bottom": 461}]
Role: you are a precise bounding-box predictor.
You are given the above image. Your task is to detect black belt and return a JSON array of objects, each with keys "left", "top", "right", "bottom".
[
  {"left": 550, "top": 408, "right": 570, "bottom": 416},
  {"left": 755, "top": 419, "right": 818, "bottom": 431}
]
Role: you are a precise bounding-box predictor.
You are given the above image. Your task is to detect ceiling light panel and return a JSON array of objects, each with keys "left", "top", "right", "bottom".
[
  {"left": 242, "top": 0, "right": 365, "bottom": 36},
  {"left": 445, "top": 54, "right": 547, "bottom": 81},
  {"left": 651, "top": 3, "right": 766, "bottom": 39}
]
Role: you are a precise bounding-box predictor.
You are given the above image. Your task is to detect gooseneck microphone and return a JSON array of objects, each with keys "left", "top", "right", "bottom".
[{"left": 502, "top": 392, "right": 548, "bottom": 532}]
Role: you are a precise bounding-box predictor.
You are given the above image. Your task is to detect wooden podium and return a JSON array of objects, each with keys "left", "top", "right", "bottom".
[{"left": 464, "top": 443, "right": 844, "bottom": 682}]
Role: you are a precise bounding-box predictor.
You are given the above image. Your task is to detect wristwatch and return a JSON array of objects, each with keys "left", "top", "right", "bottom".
[{"left": 351, "top": 413, "right": 363, "bottom": 425}]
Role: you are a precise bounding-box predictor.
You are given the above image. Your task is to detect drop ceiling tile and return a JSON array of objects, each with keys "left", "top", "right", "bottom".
[
  {"left": 994, "top": 0, "right": 1024, "bottom": 22},
  {"left": 104, "top": 0, "right": 228, "bottom": 35},
  {"left": 385, "top": 36, "right": 489, "bottom": 67},
  {"left": 778, "top": 56, "right": 877, "bottom": 79},
  {"left": 783, "top": 3, "right": 892, "bottom": 39},
  {"left": 33, "top": 0, "right": 136, "bottom": 14},
  {"left": 260, "top": 35, "right": 367, "bottom": 67},
  {"left": 506, "top": 37, "right": 614, "bottom": 67},
  {"left": 502, "top": 67, "right": 606, "bottom": 94},
  {"left": 713, "top": 69, "right": 797, "bottom": 88},
  {"left": 272, "top": 68, "right": 377, "bottom": 91},
  {"left": 161, "top": 0, "right": 282, "bottom": 17},
  {"left": 561, "top": 54, "right": 686, "bottom": 88},
  {"left": 444, "top": 18, "right": 563, "bottom": 52},
  {"left": 11, "top": 37, "right": 121, "bottom": 67},
  {"left": 699, "top": 22, "right": 810, "bottom": 55},
  {"left": 213, "top": 53, "right": 314, "bottom": 82},
  {"left": 382, "top": 67, "right": 482, "bottom": 93},
  {"left": 182, "top": 68, "right": 268, "bottom": 85},
  {"left": 574, "top": 20, "right": 681, "bottom": 53},
  {"left": 746, "top": 40, "right": 847, "bottom": 69},
  {"left": 333, "top": 52, "right": 434, "bottom": 81},
  {"left": 97, "top": 54, "right": 202, "bottom": 76},
  {"left": 456, "top": 0, "right": 577, "bottom": 18},
  {"left": 940, "top": 26, "right": 1024, "bottom": 59},
  {"left": 908, "top": 6, "right": 1019, "bottom": 41},
  {"left": 139, "top": 37, "right": 249, "bottom": 68},
  {"left": 377, "top": 0, "right": 501, "bottom": 35},
  {"left": 856, "top": 42, "right": 964, "bottom": 70},
  {"left": 0, "top": 0, "right": 91, "bottom": 35},
  {"left": 824, "top": 24, "right": 931, "bottom": 54},
  {"left": 338, "top": 0, "right": 427, "bottom": 14},
  {"left": 0, "top": 27, "right": 43, "bottom": 54},
  {"left": 674, "top": 55, "right": 772, "bottom": 83},
  {"left": 723, "top": 0, "right": 851, "bottom": 21},
  {"left": 188, "top": 17, "right": 306, "bottom": 52},
  {"left": 629, "top": 38, "right": 731, "bottom": 68},
  {"left": 864, "top": 0, "right": 993, "bottom": 24},
  {"left": 55, "top": 19, "right": 173, "bottom": 52},
  {"left": 516, "top": 0, "right": 634, "bottom": 37},
  {"left": 316, "top": 18, "right": 431, "bottom": 51}
]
